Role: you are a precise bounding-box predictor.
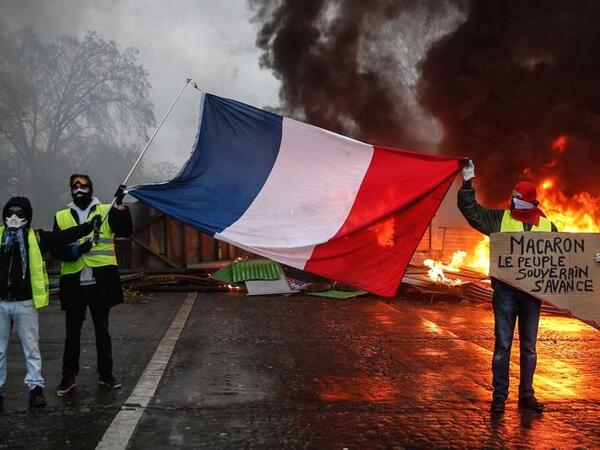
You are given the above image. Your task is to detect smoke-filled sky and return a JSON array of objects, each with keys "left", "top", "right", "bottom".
[
  {"left": 4, "top": 0, "right": 597, "bottom": 214},
  {"left": 0, "top": 0, "right": 281, "bottom": 183},
  {"left": 251, "top": 0, "right": 464, "bottom": 151},
  {"left": 419, "top": 0, "right": 600, "bottom": 205}
]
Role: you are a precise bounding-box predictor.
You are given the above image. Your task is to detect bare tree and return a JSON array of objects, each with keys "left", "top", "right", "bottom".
[{"left": 0, "top": 30, "right": 154, "bottom": 224}]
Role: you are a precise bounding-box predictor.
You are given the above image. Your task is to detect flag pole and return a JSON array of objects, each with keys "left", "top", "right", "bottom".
[
  {"left": 123, "top": 77, "right": 192, "bottom": 186},
  {"left": 94, "top": 77, "right": 193, "bottom": 240}
]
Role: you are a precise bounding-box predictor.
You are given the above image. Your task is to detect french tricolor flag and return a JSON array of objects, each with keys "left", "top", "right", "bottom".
[{"left": 129, "top": 93, "right": 463, "bottom": 296}]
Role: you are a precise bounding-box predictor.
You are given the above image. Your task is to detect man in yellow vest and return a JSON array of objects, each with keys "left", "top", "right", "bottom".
[
  {"left": 52, "top": 175, "right": 132, "bottom": 396},
  {"left": 458, "top": 161, "right": 557, "bottom": 414},
  {"left": 0, "top": 197, "right": 97, "bottom": 408}
]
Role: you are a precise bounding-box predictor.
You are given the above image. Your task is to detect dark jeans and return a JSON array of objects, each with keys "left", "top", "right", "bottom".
[
  {"left": 62, "top": 285, "right": 113, "bottom": 378},
  {"left": 492, "top": 282, "right": 541, "bottom": 400}
]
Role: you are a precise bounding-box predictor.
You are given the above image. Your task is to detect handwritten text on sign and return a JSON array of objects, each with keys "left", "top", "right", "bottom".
[{"left": 490, "top": 232, "right": 600, "bottom": 328}]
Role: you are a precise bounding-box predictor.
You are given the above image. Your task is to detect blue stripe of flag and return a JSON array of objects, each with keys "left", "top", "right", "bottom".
[{"left": 129, "top": 93, "right": 283, "bottom": 235}]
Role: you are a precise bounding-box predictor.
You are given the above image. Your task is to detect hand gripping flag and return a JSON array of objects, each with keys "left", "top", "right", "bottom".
[{"left": 128, "top": 93, "right": 464, "bottom": 296}]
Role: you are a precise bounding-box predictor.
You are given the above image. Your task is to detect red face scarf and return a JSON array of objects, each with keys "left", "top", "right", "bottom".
[{"left": 510, "top": 181, "right": 547, "bottom": 226}]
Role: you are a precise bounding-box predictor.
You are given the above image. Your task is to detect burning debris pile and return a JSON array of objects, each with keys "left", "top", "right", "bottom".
[
  {"left": 403, "top": 255, "right": 491, "bottom": 301},
  {"left": 424, "top": 250, "right": 467, "bottom": 286}
]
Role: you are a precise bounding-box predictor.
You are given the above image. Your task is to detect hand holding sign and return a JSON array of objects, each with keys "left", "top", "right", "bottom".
[{"left": 490, "top": 232, "right": 600, "bottom": 329}]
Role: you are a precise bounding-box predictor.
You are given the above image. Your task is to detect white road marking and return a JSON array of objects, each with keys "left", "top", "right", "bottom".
[{"left": 96, "top": 292, "right": 197, "bottom": 450}]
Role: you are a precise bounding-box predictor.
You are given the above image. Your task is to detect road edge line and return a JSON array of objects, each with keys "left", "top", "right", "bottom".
[{"left": 96, "top": 292, "right": 197, "bottom": 450}]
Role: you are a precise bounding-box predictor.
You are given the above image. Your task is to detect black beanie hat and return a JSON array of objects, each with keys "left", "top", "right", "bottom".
[{"left": 3, "top": 196, "right": 33, "bottom": 225}]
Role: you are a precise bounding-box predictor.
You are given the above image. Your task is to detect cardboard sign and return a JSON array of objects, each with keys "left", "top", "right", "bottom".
[{"left": 490, "top": 232, "right": 600, "bottom": 328}]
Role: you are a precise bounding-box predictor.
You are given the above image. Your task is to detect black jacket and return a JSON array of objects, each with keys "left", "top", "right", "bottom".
[{"left": 52, "top": 203, "right": 132, "bottom": 310}]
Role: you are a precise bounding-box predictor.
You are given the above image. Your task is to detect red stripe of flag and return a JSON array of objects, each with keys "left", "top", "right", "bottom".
[{"left": 304, "top": 147, "right": 462, "bottom": 297}]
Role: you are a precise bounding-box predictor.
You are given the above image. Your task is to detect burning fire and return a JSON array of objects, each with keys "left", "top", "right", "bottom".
[
  {"left": 538, "top": 185, "right": 600, "bottom": 233},
  {"left": 462, "top": 236, "right": 490, "bottom": 274},
  {"left": 425, "top": 135, "right": 599, "bottom": 282},
  {"left": 535, "top": 135, "right": 599, "bottom": 233},
  {"left": 424, "top": 251, "right": 466, "bottom": 286}
]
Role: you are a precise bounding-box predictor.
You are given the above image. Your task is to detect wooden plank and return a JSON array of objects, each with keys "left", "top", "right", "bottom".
[
  {"left": 165, "top": 216, "right": 181, "bottom": 264},
  {"left": 199, "top": 232, "right": 214, "bottom": 261},
  {"left": 416, "top": 225, "right": 431, "bottom": 253},
  {"left": 183, "top": 225, "right": 199, "bottom": 264},
  {"left": 131, "top": 237, "right": 181, "bottom": 269}
]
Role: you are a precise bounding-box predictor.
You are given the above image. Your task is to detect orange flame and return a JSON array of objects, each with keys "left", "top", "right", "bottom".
[
  {"left": 538, "top": 179, "right": 600, "bottom": 233},
  {"left": 424, "top": 251, "right": 466, "bottom": 285},
  {"left": 463, "top": 236, "right": 490, "bottom": 274}
]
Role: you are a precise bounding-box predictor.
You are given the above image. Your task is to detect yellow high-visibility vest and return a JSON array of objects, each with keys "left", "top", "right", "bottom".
[
  {"left": 55, "top": 204, "right": 117, "bottom": 275},
  {"left": 500, "top": 210, "right": 553, "bottom": 232},
  {"left": 0, "top": 226, "right": 49, "bottom": 309}
]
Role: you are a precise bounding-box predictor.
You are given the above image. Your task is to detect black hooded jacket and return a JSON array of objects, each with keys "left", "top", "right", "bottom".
[{"left": 0, "top": 197, "right": 94, "bottom": 301}]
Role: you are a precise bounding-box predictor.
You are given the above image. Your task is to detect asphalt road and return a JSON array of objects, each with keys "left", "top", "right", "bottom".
[{"left": 1, "top": 291, "right": 600, "bottom": 449}]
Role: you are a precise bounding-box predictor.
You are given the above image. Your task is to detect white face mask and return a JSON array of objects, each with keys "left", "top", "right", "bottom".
[
  {"left": 5, "top": 214, "right": 27, "bottom": 229},
  {"left": 512, "top": 197, "right": 535, "bottom": 210}
]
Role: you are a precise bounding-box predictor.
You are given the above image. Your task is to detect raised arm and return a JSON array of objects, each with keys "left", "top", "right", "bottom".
[
  {"left": 107, "top": 186, "right": 133, "bottom": 237},
  {"left": 457, "top": 161, "right": 504, "bottom": 235}
]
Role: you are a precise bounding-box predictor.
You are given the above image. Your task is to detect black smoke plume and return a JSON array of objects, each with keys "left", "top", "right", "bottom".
[
  {"left": 251, "top": 0, "right": 461, "bottom": 150},
  {"left": 419, "top": 0, "right": 600, "bottom": 205}
]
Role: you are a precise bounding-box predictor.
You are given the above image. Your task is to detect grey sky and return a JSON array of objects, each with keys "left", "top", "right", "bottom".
[{"left": 0, "top": 0, "right": 280, "bottom": 182}]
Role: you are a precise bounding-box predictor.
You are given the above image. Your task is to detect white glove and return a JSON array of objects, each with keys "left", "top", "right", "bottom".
[
  {"left": 595, "top": 253, "right": 600, "bottom": 263},
  {"left": 462, "top": 160, "right": 475, "bottom": 181}
]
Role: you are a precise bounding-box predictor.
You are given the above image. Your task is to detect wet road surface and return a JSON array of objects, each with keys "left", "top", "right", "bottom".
[{"left": 1, "top": 291, "right": 600, "bottom": 449}]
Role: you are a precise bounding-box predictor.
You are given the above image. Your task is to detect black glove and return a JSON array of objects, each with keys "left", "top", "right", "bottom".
[
  {"left": 89, "top": 215, "right": 102, "bottom": 232},
  {"left": 114, "top": 184, "right": 127, "bottom": 206},
  {"left": 77, "top": 238, "right": 93, "bottom": 256},
  {"left": 81, "top": 220, "right": 95, "bottom": 235},
  {"left": 80, "top": 216, "right": 102, "bottom": 237}
]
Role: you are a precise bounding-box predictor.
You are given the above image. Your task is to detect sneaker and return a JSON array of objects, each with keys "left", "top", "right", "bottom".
[
  {"left": 29, "top": 386, "right": 47, "bottom": 408},
  {"left": 490, "top": 397, "right": 506, "bottom": 413},
  {"left": 56, "top": 376, "right": 76, "bottom": 396},
  {"left": 98, "top": 375, "right": 122, "bottom": 389},
  {"left": 518, "top": 396, "right": 544, "bottom": 412}
]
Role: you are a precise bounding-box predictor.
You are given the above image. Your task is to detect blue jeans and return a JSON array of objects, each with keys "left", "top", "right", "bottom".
[
  {"left": 492, "top": 282, "right": 541, "bottom": 400},
  {"left": 0, "top": 300, "right": 45, "bottom": 391}
]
